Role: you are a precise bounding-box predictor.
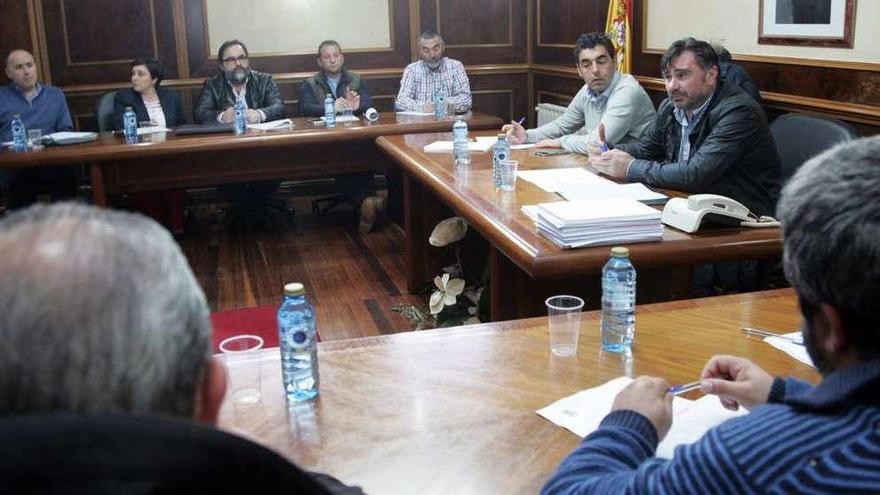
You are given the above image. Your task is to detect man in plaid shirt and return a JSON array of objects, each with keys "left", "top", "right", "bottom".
[{"left": 395, "top": 30, "right": 472, "bottom": 113}]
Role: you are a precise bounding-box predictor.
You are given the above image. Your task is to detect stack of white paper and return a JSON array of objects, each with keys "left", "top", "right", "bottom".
[
  {"left": 423, "top": 140, "right": 495, "bottom": 153},
  {"left": 558, "top": 181, "right": 668, "bottom": 205},
  {"left": 532, "top": 198, "right": 663, "bottom": 248},
  {"left": 537, "top": 376, "right": 747, "bottom": 459}
]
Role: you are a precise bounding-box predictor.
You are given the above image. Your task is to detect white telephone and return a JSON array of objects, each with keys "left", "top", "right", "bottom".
[{"left": 661, "top": 194, "right": 779, "bottom": 233}]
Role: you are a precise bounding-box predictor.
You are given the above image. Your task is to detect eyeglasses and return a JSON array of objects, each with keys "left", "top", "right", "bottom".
[{"left": 222, "top": 55, "right": 249, "bottom": 64}]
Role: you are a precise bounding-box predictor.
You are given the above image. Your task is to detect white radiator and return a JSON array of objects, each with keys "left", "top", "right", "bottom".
[{"left": 535, "top": 103, "right": 586, "bottom": 134}]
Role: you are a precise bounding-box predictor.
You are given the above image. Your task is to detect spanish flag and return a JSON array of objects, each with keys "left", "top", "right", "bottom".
[{"left": 605, "top": 0, "right": 632, "bottom": 73}]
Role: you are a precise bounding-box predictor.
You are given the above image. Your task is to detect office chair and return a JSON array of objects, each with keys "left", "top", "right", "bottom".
[
  {"left": 94, "top": 90, "right": 118, "bottom": 133},
  {"left": 770, "top": 113, "right": 857, "bottom": 183},
  {"left": 0, "top": 413, "right": 346, "bottom": 494}
]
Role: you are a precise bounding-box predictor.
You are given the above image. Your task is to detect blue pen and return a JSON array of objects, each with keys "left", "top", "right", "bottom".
[
  {"left": 668, "top": 381, "right": 701, "bottom": 395},
  {"left": 599, "top": 142, "right": 610, "bottom": 153},
  {"left": 516, "top": 117, "right": 526, "bottom": 126}
]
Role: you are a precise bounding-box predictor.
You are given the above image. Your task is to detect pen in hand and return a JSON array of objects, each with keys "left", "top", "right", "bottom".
[
  {"left": 516, "top": 116, "right": 526, "bottom": 126},
  {"left": 668, "top": 380, "right": 701, "bottom": 395},
  {"left": 597, "top": 123, "right": 609, "bottom": 153}
]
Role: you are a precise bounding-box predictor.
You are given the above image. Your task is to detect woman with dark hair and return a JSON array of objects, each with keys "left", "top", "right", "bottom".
[
  {"left": 113, "top": 58, "right": 187, "bottom": 233},
  {"left": 113, "top": 57, "right": 185, "bottom": 129}
]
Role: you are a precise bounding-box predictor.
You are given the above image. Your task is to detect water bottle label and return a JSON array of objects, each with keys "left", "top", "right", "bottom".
[{"left": 288, "top": 329, "right": 311, "bottom": 350}]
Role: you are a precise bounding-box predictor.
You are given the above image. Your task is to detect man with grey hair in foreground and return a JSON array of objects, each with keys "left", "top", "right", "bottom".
[
  {"left": 542, "top": 136, "right": 880, "bottom": 493},
  {"left": 0, "top": 203, "right": 361, "bottom": 494}
]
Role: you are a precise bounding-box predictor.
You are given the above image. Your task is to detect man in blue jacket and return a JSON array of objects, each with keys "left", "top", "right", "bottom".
[
  {"left": 1, "top": 49, "right": 77, "bottom": 209},
  {"left": 543, "top": 135, "right": 880, "bottom": 494}
]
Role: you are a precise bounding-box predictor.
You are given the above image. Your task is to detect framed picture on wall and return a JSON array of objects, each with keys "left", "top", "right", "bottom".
[{"left": 758, "top": 0, "right": 856, "bottom": 47}]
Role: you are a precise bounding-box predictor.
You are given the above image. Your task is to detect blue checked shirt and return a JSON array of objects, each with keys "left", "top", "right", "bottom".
[
  {"left": 673, "top": 92, "right": 713, "bottom": 162},
  {"left": 395, "top": 58, "right": 472, "bottom": 113}
]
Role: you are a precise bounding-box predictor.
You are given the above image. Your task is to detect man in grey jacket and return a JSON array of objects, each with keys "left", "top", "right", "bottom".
[
  {"left": 590, "top": 37, "right": 780, "bottom": 217},
  {"left": 503, "top": 32, "right": 655, "bottom": 153}
]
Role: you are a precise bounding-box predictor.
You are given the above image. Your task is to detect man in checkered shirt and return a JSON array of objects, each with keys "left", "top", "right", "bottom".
[{"left": 395, "top": 30, "right": 472, "bottom": 113}]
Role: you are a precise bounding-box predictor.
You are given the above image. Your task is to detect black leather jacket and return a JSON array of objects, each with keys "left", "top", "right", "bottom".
[
  {"left": 618, "top": 81, "right": 781, "bottom": 216},
  {"left": 194, "top": 70, "right": 286, "bottom": 124}
]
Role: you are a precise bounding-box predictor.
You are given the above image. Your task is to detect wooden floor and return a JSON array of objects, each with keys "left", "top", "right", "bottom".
[{"left": 178, "top": 193, "right": 424, "bottom": 342}]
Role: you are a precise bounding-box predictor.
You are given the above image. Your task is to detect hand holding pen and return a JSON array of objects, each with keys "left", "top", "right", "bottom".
[
  {"left": 597, "top": 122, "right": 609, "bottom": 153},
  {"left": 698, "top": 355, "right": 775, "bottom": 411},
  {"left": 501, "top": 116, "right": 527, "bottom": 144}
]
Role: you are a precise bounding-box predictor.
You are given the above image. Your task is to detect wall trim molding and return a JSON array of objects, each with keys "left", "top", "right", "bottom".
[
  {"left": 57, "top": 62, "right": 879, "bottom": 128},
  {"left": 635, "top": 76, "right": 880, "bottom": 127}
]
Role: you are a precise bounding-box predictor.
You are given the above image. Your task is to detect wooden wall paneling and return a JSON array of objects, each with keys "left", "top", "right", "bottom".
[
  {"left": 420, "top": 0, "right": 528, "bottom": 65},
  {"left": 183, "top": 0, "right": 413, "bottom": 78},
  {"left": 41, "top": 0, "right": 178, "bottom": 86},
  {"left": 532, "top": 0, "right": 606, "bottom": 67},
  {"left": 469, "top": 72, "right": 528, "bottom": 123},
  {"left": 532, "top": 71, "right": 582, "bottom": 107},
  {"left": 0, "top": 0, "right": 38, "bottom": 85}
]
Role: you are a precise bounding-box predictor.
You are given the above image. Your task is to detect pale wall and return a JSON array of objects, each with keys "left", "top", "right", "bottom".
[
  {"left": 206, "top": 0, "right": 392, "bottom": 56},
  {"left": 645, "top": 0, "right": 879, "bottom": 66}
]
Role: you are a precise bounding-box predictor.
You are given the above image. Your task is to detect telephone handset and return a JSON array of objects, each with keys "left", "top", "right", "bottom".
[{"left": 661, "top": 194, "right": 779, "bottom": 233}]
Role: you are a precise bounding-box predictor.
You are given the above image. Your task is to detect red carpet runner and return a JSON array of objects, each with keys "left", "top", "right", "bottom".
[
  {"left": 210, "top": 305, "right": 323, "bottom": 353},
  {"left": 210, "top": 306, "right": 279, "bottom": 352}
]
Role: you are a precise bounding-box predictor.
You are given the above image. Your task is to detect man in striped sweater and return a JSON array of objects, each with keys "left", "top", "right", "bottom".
[{"left": 543, "top": 136, "right": 880, "bottom": 494}]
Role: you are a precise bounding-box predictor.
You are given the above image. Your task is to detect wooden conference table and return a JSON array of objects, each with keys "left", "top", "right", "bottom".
[
  {"left": 0, "top": 112, "right": 502, "bottom": 206},
  {"left": 376, "top": 131, "right": 783, "bottom": 320},
  {"left": 218, "top": 289, "right": 816, "bottom": 495}
]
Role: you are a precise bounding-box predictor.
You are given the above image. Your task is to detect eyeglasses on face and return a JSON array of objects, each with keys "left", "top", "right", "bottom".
[{"left": 222, "top": 55, "right": 249, "bottom": 64}]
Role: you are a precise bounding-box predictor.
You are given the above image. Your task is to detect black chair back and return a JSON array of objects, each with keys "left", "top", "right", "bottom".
[
  {"left": 94, "top": 91, "right": 118, "bottom": 133},
  {"left": 770, "top": 113, "right": 857, "bottom": 183}
]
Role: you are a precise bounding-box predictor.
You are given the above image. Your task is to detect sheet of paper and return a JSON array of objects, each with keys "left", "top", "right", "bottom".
[
  {"left": 537, "top": 377, "right": 747, "bottom": 459},
  {"left": 423, "top": 140, "right": 495, "bottom": 153},
  {"left": 511, "top": 143, "right": 535, "bottom": 150},
  {"left": 249, "top": 118, "right": 292, "bottom": 130},
  {"left": 765, "top": 332, "right": 813, "bottom": 368},
  {"left": 396, "top": 111, "right": 434, "bottom": 116},
  {"left": 656, "top": 395, "right": 748, "bottom": 459},
  {"left": 516, "top": 168, "right": 606, "bottom": 192},
  {"left": 320, "top": 115, "right": 359, "bottom": 123},
  {"left": 557, "top": 182, "right": 668, "bottom": 205},
  {"left": 136, "top": 126, "right": 172, "bottom": 135}
]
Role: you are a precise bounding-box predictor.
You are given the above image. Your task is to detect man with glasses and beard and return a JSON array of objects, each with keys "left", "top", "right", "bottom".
[
  {"left": 194, "top": 40, "right": 288, "bottom": 227},
  {"left": 542, "top": 136, "right": 880, "bottom": 494},
  {"left": 195, "top": 39, "right": 285, "bottom": 124}
]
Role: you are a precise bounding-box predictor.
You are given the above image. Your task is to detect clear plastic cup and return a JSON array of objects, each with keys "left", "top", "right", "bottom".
[
  {"left": 498, "top": 159, "right": 518, "bottom": 191},
  {"left": 545, "top": 295, "right": 585, "bottom": 356},
  {"left": 219, "top": 335, "right": 264, "bottom": 405}
]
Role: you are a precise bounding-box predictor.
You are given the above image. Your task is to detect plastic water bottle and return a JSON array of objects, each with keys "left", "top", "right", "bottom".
[
  {"left": 453, "top": 117, "right": 469, "bottom": 163},
  {"left": 600, "top": 247, "right": 637, "bottom": 353},
  {"left": 323, "top": 94, "right": 336, "bottom": 128},
  {"left": 233, "top": 97, "right": 247, "bottom": 135},
  {"left": 123, "top": 107, "right": 138, "bottom": 143},
  {"left": 433, "top": 85, "right": 447, "bottom": 118},
  {"left": 10, "top": 114, "right": 27, "bottom": 152},
  {"left": 492, "top": 133, "right": 510, "bottom": 187},
  {"left": 277, "top": 282, "right": 319, "bottom": 402}
]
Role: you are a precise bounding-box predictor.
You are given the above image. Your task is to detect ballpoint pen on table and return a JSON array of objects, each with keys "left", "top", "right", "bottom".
[
  {"left": 741, "top": 327, "right": 804, "bottom": 345},
  {"left": 668, "top": 381, "right": 702, "bottom": 395}
]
